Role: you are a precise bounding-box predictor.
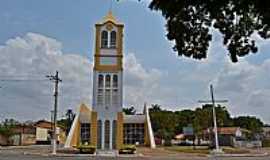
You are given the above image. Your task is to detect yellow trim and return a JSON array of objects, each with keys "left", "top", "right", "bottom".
[
  {"left": 116, "top": 112, "right": 123, "bottom": 149},
  {"left": 91, "top": 111, "right": 97, "bottom": 146},
  {"left": 94, "top": 14, "right": 124, "bottom": 72}
]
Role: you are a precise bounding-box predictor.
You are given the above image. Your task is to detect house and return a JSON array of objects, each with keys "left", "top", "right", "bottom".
[
  {"left": 35, "top": 120, "right": 66, "bottom": 144},
  {"left": 8, "top": 123, "right": 36, "bottom": 146},
  {"left": 0, "top": 120, "right": 66, "bottom": 146},
  {"left": 202, "top": 127, "right": 250, "bottom": 146},
  {"left": 262, "top": 127, "right": 270, "bottom": 140}
]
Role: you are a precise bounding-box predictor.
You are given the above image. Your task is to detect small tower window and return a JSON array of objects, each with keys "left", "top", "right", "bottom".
[
  {"left": 105, "top": 75, "right": 111, "bottom": 88},
  {"left": 110, "top": 31, "right": 116, "bottom": 48},
  {"left": 101, "top": 30, "right": 108, "bottom": 48},
  {"left": 98, "top": 75, "right": 104, "bottom": 88},
  {"left": 113, "top": 75, "right": 118, "bottom": 88}
]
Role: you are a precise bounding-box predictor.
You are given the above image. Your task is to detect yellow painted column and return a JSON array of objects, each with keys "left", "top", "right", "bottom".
[
  {"left": 116, "top": 112, "right": 123, "bottom": 149},
  {"left": 91, "top": 111, "right": 97, "bottom": 147},
  {"left": 144, "top": 119, "right": 150, "bottom": 146}
]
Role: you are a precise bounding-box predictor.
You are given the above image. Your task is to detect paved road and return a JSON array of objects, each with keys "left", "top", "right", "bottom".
[{"left": 0, "top": 152, "right": 270, "bottom": 160}]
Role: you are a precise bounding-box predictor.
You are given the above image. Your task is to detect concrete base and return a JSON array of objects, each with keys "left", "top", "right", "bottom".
[
  {"left": 210, "top": 149, "right": 224, "bottom": 155},
  {"left": 96, "top": 150, "right": 118, "bottom": 157}
]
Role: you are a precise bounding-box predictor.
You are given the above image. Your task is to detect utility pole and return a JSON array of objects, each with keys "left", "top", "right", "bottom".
[
  {"left": 46, "top": 71, "right": 62, "bottom": 155},
  {"left": 198, "top": 84, "right": 228, "bottom": 154},
  {"left": 50, "top": 110, "right": 54, "bottom": 131}
]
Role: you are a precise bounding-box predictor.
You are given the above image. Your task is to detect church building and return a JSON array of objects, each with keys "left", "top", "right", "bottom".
[{"left": 64, "top": 12, "right": 156, "bottom": 150}]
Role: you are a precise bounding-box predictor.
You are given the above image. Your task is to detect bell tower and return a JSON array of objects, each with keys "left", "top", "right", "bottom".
[{"left": 92, "top": 11, "right": 124, "bottom": 150}]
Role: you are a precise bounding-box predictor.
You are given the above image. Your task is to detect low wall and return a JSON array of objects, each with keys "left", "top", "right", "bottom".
[
  {"left": 0, "top": 134, "right": 8, "bottom": 146},
  {"left": 234, "top": 140, "right": 262, "bottom": 148}
]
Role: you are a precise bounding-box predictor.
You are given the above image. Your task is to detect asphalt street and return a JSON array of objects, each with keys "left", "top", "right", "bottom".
[{"left": 0, "top": 152, "right": 270, "bottom": 160}]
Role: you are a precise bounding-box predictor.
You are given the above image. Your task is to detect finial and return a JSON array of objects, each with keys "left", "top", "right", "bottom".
[{"left": 109, "top": 0, "right": 113, "bottom": 13}]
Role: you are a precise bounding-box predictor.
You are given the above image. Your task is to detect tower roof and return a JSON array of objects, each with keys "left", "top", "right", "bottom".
[{"left": 96, "top": 11, "right": 123, "bottom": 26}]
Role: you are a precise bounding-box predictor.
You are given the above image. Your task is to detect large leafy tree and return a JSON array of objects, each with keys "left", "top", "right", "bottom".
[
  {"left": 58, "top": 109, "right": 75, "bottom": 135},
  {"left": 148, "top": 0, "right": 270, "bottom": 62},
  {"left": 123, "top": 106, "right": 136, "bottom": 115},
  {"left": 233, "top": 116, "right": 264, "bottom": 134}
]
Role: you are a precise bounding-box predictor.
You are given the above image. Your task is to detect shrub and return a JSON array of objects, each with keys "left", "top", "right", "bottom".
[
  {"left": 262, "top": 139, "right": 270, "bottom": 147},
  {"left": 119, "top": 145, "right": 136, "bottom": 154},
  {"left": 77, "top": 143, "right": 96, "bottom": 154}
]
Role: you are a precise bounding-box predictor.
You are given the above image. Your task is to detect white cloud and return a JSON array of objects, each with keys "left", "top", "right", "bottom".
[
  {"left": 0, "top": 33, "right": 92, "bottom": 121},
  {"left": 0, "top": 33, "right": 164, "bottom": 120},
  {"left": 1, "top": 32, "right": 270, "bottom": 125},
  {"left": 213, "top": 58, "right": 270, "bottom": 122}
]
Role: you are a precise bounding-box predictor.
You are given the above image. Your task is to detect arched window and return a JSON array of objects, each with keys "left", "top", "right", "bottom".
[
  {"left": 97, "top": 120, "right": 102, "bottom": 149},
  {"left": 113, "top": 75, "right": 118, "bottom": 88},
  {"left": 101, "top": 30, "right": 108, "bottom": 48},
  {"left": 105, "top": 75, "right": 111, "bottom": 88},
  {"left": 98, "top": 75, "right": 104, "bottom": 88},
  {"left": 110, "top": 31, "right": 116, "bottom": 48},
  {"left": 104, "top": 120, "right": 110, "bottom": 149}
]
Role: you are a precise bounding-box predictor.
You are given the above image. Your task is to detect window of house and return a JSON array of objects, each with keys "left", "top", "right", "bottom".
[
  {"left": 80, "top": 123, "right": 91, "bottom": 144},
  {"left": 101, "top": 30, "right": 108, "bottom": 48},
  {"left": 110, "top": 31, "right": 116, "bottom": 48}
]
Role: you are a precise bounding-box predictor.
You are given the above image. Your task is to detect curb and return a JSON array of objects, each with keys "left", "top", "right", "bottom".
[
  {"left": 208, "top": 152, "right": 269, "bottom": 157},
  {"left": 23, "top": 152, "right": 144, "bottom": 158}
]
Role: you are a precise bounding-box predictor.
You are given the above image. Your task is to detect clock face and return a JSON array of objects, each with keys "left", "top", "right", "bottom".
[{"left": 100, "top": 57, "right": 117, "bottom": 65}]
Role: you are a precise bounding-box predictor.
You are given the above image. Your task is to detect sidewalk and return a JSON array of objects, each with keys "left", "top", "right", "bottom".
[{"left": 1, "top": 145, "right": 269, "bottom": 158}]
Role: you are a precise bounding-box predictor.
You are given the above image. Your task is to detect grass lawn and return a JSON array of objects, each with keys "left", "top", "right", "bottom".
[
  {"left": 164, "top": 146, "right": 210, "bottom": 154},
  {"left": 164, "top": 146, "right": 250, "bottom": 154}
]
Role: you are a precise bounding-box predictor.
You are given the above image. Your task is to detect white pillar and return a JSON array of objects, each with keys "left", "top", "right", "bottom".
[
  {"left": 109, "top": 120, "right": 113, "bottom": 150},
  {"left": 101, "top": 120, "right": 105, "bottom": 150}
]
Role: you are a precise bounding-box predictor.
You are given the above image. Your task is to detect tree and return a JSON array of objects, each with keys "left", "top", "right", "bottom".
[
  {"left": 58, "top": 109, "right": 75, "bottom": 135},
  {"left": 150, "top": 104, "right": 162, "bottom": 112},
  {"left": 233, "top": 116, "right": 264, "bottom": 134},
  {"left": 149, "top": 104, "right": 177, "bottom": 143},
  {"left": 0, "top": 119, "right": 19, "bottom": 137},
  {"left": 123, "top": 106, "right": 136, "bottom": 115},
  {"left": 149, "top": 0, "right": 270, "bottom": 62}
]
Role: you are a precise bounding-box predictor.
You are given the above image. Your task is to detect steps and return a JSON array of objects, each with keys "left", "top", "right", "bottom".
[{"left": 96, "top": 149, "right": 118, "bottom": 156}]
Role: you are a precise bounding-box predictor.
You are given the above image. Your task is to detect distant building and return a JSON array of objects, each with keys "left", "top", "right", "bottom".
[
  {"left": 202, "top": 127, "right": 250, "bottom": 146},
  {"left": 0, "top": 120, "right": 66, "bottom": 146},
  {"left": 262, "top": 127, "right": 270, "bottom": 139},
  {"left": 35, "top": 120, "right": 66, "bottom": 144},
  {"left": 64, "top": 12, "right": 156, "bottom": 150}
]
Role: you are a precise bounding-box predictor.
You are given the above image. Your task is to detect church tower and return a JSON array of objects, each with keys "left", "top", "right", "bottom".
[
  {"left": 92, "top": 11, "right": 124, "bottom": 150},
  {"left": 64, "top": 11, "right": 156, "bottom": 152}
]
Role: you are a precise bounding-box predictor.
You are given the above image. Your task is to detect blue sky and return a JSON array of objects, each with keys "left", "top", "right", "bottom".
[{"left": 1, "top": 0, "right": 270, "bottom": 124}]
